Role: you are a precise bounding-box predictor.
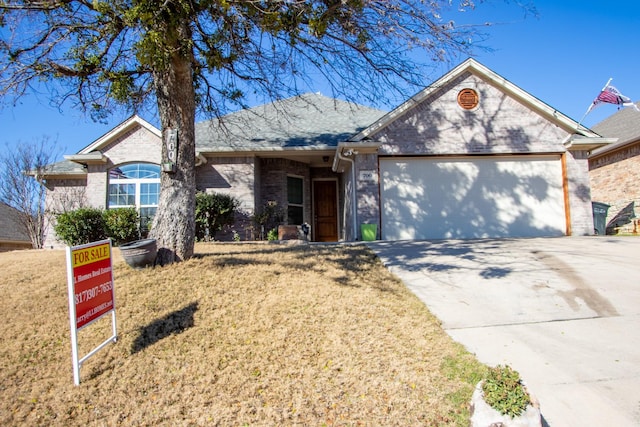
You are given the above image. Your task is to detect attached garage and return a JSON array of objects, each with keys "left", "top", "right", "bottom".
[
  {"left": 334, "top": 59, "right": 610, "bottom": 241},
  {"left": 380, "top": 155, "right": 567, "bottom": 240}
]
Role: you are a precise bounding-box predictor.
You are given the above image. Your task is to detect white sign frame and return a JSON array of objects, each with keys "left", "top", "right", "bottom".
[{"left": 65, "top": 239, "right": 118, "bottom": 385}]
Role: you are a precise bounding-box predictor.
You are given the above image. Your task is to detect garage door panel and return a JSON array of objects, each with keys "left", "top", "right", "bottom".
[{"left": 380, "top": 156, "right": 566, "bottom": 240}]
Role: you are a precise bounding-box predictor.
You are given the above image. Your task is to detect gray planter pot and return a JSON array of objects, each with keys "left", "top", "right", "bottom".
[{"left": 119, "top": 239, "right": 157, "bottom": 269}]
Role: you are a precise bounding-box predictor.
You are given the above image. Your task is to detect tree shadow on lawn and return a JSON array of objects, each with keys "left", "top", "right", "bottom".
[
  {"left": 193, "top": 244, "right": 401, "bottom": 293},
  {"left": 131, "top": 302, "right": 199, "bottom": 354}
]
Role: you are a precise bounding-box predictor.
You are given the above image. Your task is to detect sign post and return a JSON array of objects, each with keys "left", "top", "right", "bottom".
[{"left": 65, "top": 239, "right": 117, "bottom": 385}]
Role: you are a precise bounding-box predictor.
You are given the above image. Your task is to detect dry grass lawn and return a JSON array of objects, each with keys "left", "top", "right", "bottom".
[{"left": 0, "top": 242, "right": 486, "bottom": 426}]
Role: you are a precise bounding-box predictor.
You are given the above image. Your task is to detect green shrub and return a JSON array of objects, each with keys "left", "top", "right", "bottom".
[
  {"left": 195, "top": 192, "right": 240, "bottom": 241},
  {"left": 482, "top": 365, "right": 531, "bottom": 418},
  {"left": 267, "top": 228, "right": 279, "bottom": 241},
  {"left": 54, "top": 208, "right": 107, "bottom": 246},
  {"left": 103, "top": 207, "right": 139, "bottom": 245}
]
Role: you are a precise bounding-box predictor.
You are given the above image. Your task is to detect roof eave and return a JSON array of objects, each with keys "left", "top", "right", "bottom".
[
  {"left": 196, "top": 145, "right": 338, "bottom": 155},
  {"left": 64, "top": 152, "right": 108, "bottom": 164},
  {"left": 564, "top": 136, "right": 618, "bottom": 152}
]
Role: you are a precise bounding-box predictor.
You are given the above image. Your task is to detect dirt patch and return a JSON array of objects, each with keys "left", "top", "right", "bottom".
[{"left": 0, "top": 243, "right": 484, "bottom": 426}]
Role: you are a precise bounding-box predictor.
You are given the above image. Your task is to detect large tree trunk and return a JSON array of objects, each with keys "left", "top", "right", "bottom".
[{"left": 150, "top": 24, "right": 197, "bottom": 265}]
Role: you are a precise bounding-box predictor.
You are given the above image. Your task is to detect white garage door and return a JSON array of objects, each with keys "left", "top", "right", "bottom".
[{"left": 380, "top": 156, "right": 567, "bottom": 240}]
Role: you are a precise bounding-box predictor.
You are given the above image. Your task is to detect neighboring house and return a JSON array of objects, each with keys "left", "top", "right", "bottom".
[
  {"left": 589, "top": 103, "right": 640, "bottom": 234},
  {"left": 0, "top": 202, "right": 33, "bottom": 251},
  {"left": 41, "top": 59, "right": 612, "bottom": 246}
]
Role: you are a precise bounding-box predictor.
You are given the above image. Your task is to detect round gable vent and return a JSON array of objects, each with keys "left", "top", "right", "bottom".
[{"left": 457, "top": 88, "right": 479, "bottom": 110}]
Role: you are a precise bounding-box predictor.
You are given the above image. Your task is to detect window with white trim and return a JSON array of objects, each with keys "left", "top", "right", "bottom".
[{"left": 108, "top": 163, "right": 160, "bottom": 230}]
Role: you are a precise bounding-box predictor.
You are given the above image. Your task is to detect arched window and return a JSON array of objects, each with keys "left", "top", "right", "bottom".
[{"left": 108, "top": 163, "right": 160, "bottom": 230}]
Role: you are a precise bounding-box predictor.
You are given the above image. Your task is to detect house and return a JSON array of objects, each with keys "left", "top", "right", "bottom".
[
  {"left": 0, "top": 202, "right": 33, "bottom": 251},
  {"left": 41, "top": 59, "right": 612, "bottom": 246},
  {"left": 589, "top": 103, "right": 640, "bottom": 234}
]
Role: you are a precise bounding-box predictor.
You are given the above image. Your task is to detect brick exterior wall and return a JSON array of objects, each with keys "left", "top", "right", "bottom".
[
  {"left": 565, "top": 150, "right": 595, "bottom": 236},
  {"left": 258, "top": 158, "right": 311, "bottom": 224},
  {"left": 196, "top": 156, "right": 257, "bottom": 241},
  {"left": 43, "top": 178, "right": 87, "bottom": 248},
  {"left": 102, "top": 126, "right": 163, "bottom": 165},
  {"left": 196, "top": 156, "right": 256, "bottom": 211},
  {"left": 374, "top": 73, "right": 568, "bottom": 155},
  {"left": 589, "top": 141, "right": 640, "bottom": 234},
  {"left": 355, "top": 153, "right": 380, "bottom": 240}
]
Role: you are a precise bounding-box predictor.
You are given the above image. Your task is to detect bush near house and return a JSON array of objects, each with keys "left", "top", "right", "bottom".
[
  {"left": 194, "top": 192, "right": 240, "bottom": 241},
  {"left": 103, "top": 207, "right": 140, "bottom": 245},
  {"left": 55, "top": 207, "right": 141, "bottom": 246},
  {"left": 54, "top": 208, "right": 107, "bottom": 246}
]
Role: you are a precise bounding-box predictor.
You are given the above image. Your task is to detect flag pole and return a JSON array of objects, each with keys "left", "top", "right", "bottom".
[{"left": 578, "top": 77, "right": 613, "bottom": 127}]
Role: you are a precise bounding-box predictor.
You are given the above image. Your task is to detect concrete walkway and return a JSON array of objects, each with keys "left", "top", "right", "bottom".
[{"left": 367, "top": 236, "right": 640, "bottom": 427}]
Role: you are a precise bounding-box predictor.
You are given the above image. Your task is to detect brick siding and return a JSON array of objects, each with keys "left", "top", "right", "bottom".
[
  {"left": 258, "top": 158, "right": 311, "bottom": 225},
  {"left": 43, "top": 178, "right": 88, "bottom": 248},
  {"left": 374, "top": 73, "right": 568, "bottom": 155},
  {"left": 589, "top": 141, "right": 640, "bottom": 234}
]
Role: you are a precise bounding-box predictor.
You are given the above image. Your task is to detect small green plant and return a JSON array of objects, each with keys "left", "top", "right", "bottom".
[
  {"left": 54, "top": 208, "right": 107, "bottom": 246},
  {"left": 266, "top": 228, "right": 279, "bottom": 241},
  {"left": 482, "top": 365, "right": 531, "bottom": 418}
]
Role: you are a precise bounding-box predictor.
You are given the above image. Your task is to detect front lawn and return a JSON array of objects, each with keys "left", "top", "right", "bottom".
[{"left": 0, "top": 242, "right": 485, "bottom": 426}]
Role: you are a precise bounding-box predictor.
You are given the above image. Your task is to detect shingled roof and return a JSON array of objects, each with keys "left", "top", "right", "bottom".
[
  {"left": 43, "top": 93, "right": 386, "bottom": 175},
  {"left": 195, "top": 93, "right": 386, "bottom": 153},
  {"left": 591, "top": 102, "right": 640, "bottom": 156},
  {"left": 0, "top": 202, "right": 31, "bottom": 245}
]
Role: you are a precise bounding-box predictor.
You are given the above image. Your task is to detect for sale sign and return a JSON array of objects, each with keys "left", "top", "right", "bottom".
[
  {"left": 70, "top": 240, "right": 115, "bottom": 329},
  {"left": 66, "top": 239, "right": 118, "bottom": 385}
]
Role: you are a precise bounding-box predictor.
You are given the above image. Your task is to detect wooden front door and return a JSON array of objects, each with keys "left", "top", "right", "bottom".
[{"left": 313, "top": 180, "right": 338, "bottom": 242}]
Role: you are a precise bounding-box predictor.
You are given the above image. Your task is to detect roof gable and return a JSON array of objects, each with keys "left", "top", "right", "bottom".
[
  {"left": 79, "top": 115, "right": 160, "bottom": 154},
  {"left": 195, "top": 93, "right": 386, "bottom": 153},
  {"left": 352, "top": 58, "right": 600, "bottom": 142}
]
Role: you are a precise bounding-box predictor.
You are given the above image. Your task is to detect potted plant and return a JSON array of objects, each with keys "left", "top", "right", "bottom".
[{"left": 470, "top": 365, "right": 542, "bottom": 427}]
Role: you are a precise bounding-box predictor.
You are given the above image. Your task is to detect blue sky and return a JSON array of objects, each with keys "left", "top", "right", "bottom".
[{"left": 1, "top": 0, "right": 639, "bottom": 160}]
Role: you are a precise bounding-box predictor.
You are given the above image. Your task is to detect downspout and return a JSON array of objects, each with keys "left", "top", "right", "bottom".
[
  {"left": 336, "top": 149, "right": 358, "bottom": 240},
  {"left": 195, "top": 152, "right": 207, "bottom": 167}
]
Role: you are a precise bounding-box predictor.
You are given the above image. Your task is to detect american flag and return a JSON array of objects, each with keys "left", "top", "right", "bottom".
[{"left": 592, "top": 84, "right": 639, "bottom": 111}]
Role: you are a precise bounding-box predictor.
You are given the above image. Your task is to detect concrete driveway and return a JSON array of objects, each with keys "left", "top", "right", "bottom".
[{"left": 367, "top": 236, "right": 640, "bottom": 427}]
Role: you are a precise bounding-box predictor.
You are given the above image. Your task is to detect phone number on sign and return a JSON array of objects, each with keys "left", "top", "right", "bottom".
[{"left": 75, "top": 282, "right": 113, "bottom": 305}]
